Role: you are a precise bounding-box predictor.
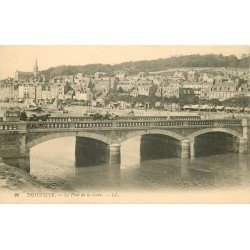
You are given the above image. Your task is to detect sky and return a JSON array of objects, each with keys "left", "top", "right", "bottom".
[{"left": 0, "top": 45, "right": 249, "bottom": 79}]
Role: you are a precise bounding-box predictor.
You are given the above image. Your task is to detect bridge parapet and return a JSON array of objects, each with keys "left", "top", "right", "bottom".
[
  {"left": 0, "top": 119, "right": 244, "bottom": 132},
  {"left": 47, "top": 115, "right": 202, "bottom": 122},
  {"left": 0, "top": 122, "right": 27, "bottom": 132}
]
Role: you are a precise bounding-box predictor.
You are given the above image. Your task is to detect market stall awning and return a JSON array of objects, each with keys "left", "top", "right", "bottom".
[
  {"left": 234, "top": 107, "right": 244, "bottom": 111},
  {"left": 199, "top": 105, "right": 209, "bottom": 110},
  {"left": 215, "top": 106, "right": 225, "bottom": 110},
  {"left": 207, "top": 105, "right": 215, "bottom": 109},
  {"left": 225, "top": 107, "right": 235, "bottom": 110},
  {"left": 190, "top": 105, "right": 200, "bottom": 109}
]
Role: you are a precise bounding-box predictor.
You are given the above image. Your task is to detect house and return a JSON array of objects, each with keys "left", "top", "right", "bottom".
[
  {"left": 207, "top": 81, "right": 243, "bottom": 100},
  {"left": 93, "top": 78, "right": 111, "bottom": 94},
  {"left": 18, "top": 84, "right": 36, "bottom": 100},
  {"left": 115, "top": 72, "right": 127, "bottom": 80},
  {"left": 74, "top": 88, "right": 93, "bottom": 101},
  {"left": 137, "top": 85, "right": 152, "bottom": 96},
  {"left": 0, "top": 84, "right": 15, "bottom": 101},
  {"left": 130, "top": 88, "right": 139, "bottom": 97},
  {"left": 64, "top": 90, "right": 74, "bottom": 100},
  {"left": 42, "top": 85, "right": 51, "bottom": 100},
  {"left": 172, "top": 70, "right": 187, "bottom": 81},
  {"left": 130, "top": 85, "right": 152, "bottom": 97},
  {"left": 155, "top": 86, "right": 179, "bottom": 98},
  {"left": 74, "top": 88, "right": 88, "bottom": 101},
  {"left": 202, "top": 74, "right": 214, "bottom": 84},
  {"left": 187, "top": 70, "right": 200, "bottom": 82},
  {"left": 95, "top": 72, "right": 107, "bottom": 78},
  {"left": 116, "top": 79, "right": 137, "bottom": 91}
]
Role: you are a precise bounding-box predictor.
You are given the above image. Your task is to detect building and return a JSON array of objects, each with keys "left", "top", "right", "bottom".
[
  {"left": 155, "top": 86, "right": 180, "bottom": 98},
  {"left": 0, "top": 83, "right": 18, "bottom": 101},
  {"left": 172, "top": 70, "right": 187, "bottom": 81},
  {"left": 93, "top": 78, "right": 111, "bottom": 94},
  {"left": 130, "top": 85, "right": 152, "bottom": 97},
  {"left": 74, "top": 89, "right": 88, "bottom": 101},
  {"left": 15, "top": 71, "right": 34, "bottom": 80},
  {"left": 116, "top": 79, "right": 137, "bottom": 92},
  {"left": 15, "top": 59, "right": 39, "bottom": 80},
  {"left": 207, "top": 81, "right": 243, "bottom": 100},
  {"left": 95, "top": 72, "right": 107, "bottom": 78},
  {"left": 115, "top": 72, "right": 127, "bottom": 80},
  {"left": 50, "top": 84, "right": 65, "bottom": 100},
  {"left": 18, "top": 84, "right": 36, "bottom": 100}
]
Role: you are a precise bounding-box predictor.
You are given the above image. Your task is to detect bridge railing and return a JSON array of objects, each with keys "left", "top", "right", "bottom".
[
  {"left": 0, "top": 119, "right": 243, "bottom": 132},
  {"left": 0, "top": 123, "right": 18, "bottom": 131},
  {"left": 47, "top": 115, "right": 201, "bottom": 122}
]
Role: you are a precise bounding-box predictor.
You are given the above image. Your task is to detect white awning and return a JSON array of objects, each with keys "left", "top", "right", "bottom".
[
  {"left": 235, "top": 107, "right": 244, "bottom": 111},
  {"left": 225, "top": 107, "right": 234, "bottom": 110},
  {"left": 215, "top": 106, "right": 225, "bottom": 110},
  {"left": 190, "top": 105, "right": 200, "bottom": 109},
  {"left": 199, "top": 105, "right": 209, "bottom": 109}
]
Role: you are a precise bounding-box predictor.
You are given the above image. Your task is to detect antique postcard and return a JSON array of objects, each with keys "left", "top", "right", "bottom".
[{"left": 0, "top": 45, "right": 249, "bottom": 203}]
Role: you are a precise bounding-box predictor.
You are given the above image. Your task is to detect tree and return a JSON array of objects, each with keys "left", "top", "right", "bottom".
[
  {"left": 149, "top": 85, "right": 158, "bottom": 97},
  {"left": 64, "top": 82, "right": 73, "bottom": 93},
  {"left": 134, "top": 95, "right": 148, "bottom": 104},
  {"left": 148, "top": 95, "right": 161, "bottom": 104},
  {"left": 20, "top": 111, "right": 27, "bottom": 121},
  {"left": 222, "top": 96, "right": 250, "bottom": 107},
  {"left": 179, "top": 95, "right": 199, "bottom": 106},
  {"left": 198, "top": 98, "right": 221, "bottom": 106},
  {"left": 117, "top": 87, "right": 124, "bottom": 93},
  {"left": 209, "top": 98, "right": 222, "bottom": 106},
  {"left": 39, "top": 54, "right": 250, "bottom": 78},
  {"left": 162, "top": 96, "right": 179, "bottom": 104},
  {"left": 119, "top": 94, "right": 132, "bottom": 103}
]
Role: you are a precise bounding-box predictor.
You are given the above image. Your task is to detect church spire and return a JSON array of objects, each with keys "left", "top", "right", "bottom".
[{"left": 33, "top": 58, "right": 38, "bottom": 77}]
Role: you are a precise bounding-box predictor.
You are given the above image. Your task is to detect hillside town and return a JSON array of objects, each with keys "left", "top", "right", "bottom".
[{"left": 0, "top": 59, "right": 249, "bottom": 118}]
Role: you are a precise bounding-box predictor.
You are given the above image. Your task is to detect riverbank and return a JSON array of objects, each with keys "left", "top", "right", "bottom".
[
  {"left": 0, "top": 159, "right": 46, "bottom": 191},
  {"left": 1, "top": 103, "right": 249, "bottom": 120}
]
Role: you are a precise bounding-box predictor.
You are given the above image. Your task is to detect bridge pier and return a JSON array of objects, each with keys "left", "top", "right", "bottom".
[
  {"left": 190, "top": 141, "right": 195, "bottom": 158},
  {"left": 19, "top": 134, "right": 29, "bottom": 157},
  {"left": 108, "top": 144, "right": 121, "bottom": 164},
  {"left": 239, "top": 137, "right": 247, "bottom": 154},
  {"left": 181, "top": 140, "right": 190, "bottom": 158},
  {"left": 18, "top": 149, "right": 30, "bottom": 173}
]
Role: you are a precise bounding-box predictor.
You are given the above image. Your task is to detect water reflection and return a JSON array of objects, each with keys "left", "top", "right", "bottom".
[
  {"left": 30, "top": 137, "right": 76, "bottom": 189},
  {"left": 7, "top": 136, "right": 250, "bottom": 191}
]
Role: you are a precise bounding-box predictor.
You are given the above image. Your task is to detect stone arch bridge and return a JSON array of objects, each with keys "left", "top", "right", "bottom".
[{"left": 0, "top": 117, "right": 248, "bottom": 170}]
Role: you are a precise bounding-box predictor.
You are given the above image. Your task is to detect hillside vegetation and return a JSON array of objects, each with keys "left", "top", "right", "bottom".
[{"left": 39, "top": 54, "right": 250, "bottom": 77}]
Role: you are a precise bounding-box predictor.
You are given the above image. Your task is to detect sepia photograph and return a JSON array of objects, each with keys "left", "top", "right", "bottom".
[
  {"left": 1, "top": 1, "right": 250, "bottom": 250},
  {"left": 0, "top": 45, "right": 249, "bottom": 203}
]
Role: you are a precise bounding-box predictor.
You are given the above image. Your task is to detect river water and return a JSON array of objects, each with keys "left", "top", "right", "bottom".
[{"left": 27, "top": 136, "right": 250, "bottom": 191}]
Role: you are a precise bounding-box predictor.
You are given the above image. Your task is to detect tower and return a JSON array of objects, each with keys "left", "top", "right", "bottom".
[{"left": 33, "top": 58, "right": 38, "bottom": 77}]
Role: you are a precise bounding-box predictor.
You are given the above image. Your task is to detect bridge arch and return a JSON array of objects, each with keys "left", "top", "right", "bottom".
[
  {"left": 118, "top": 129, "right": 185, "bottom": 160},
  {"left": 187, "top": 127, "right": 241, "bottom": 157},
  {"left": 118, "top": 129, "right": 186, "bottom": 144},
  {"left": 27, "top": 131, "right": 111, "bottom": 150},
  {"left": 187, "top": 127, "right": 241, "bottom": 142}
]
